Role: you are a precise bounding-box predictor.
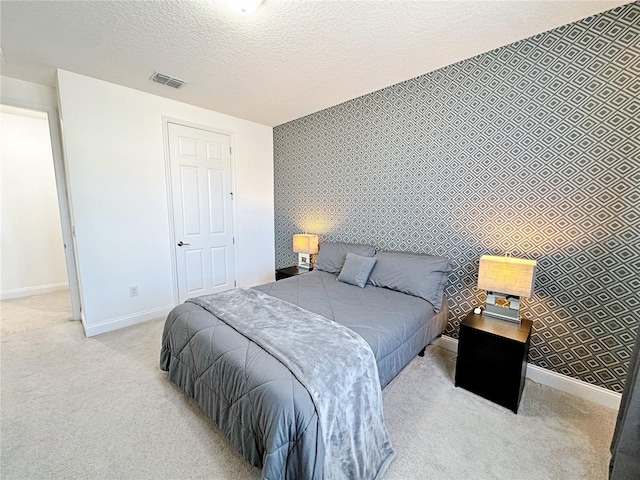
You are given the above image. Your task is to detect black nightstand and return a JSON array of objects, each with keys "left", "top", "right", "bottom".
[
  {"left": 455, "top": 311, "right": 532, "bottom": 414},
  {"left": 275, "top": 266, "right": 312, "bottom": 281}
]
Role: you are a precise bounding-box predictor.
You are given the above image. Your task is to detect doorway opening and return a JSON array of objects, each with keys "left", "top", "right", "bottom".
[{"left": 0, "top": 104, "right": 78, "bottom": 328}]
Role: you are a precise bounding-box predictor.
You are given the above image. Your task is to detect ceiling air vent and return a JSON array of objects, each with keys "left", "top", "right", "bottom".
[{"left": 150, "top": 71, "right": 186, "bottom": 89}]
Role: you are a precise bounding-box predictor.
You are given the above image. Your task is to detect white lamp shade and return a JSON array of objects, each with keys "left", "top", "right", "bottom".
[
  {"left": 292, "top": 234, "right": 319, "bottom": 254},
  {"left": 478, "top": 255, "right": 537, "bottom": 298}
]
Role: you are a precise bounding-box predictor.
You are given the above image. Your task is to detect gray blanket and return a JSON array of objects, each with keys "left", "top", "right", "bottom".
[
  {"left": 254, "top": 270, "right": 448, "bottom": 388},
  {"left": 161, "top": 301, "right": 322, "bottom": 479},
  {"left": 190, "top": 288, "right": 395, "bottom": 480}
]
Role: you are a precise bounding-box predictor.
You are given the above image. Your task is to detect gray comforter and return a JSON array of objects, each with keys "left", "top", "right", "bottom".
[
  {"left": 255, "top": 270, "right": 448, "bottom": 388},
  {"left": 190, "top": 288, "right": 395, "bottom": 479},
  {"left": 161, "top": 300, "right": 323, "bottom": 479},
  {"left": 160, "top": 271, "right": 447, "bottom": 479}
]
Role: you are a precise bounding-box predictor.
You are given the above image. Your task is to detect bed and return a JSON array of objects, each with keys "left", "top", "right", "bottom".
[{"left": 160, "top": 243, "right": 452, "bottom": 480}]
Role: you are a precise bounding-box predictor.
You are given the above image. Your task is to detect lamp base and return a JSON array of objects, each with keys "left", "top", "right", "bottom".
[
  {"left": 297, "top": 253, "right": 311, "bottom": 269},
  {"left": 484, "top": 292, "right": 521, "bottom": 324}
]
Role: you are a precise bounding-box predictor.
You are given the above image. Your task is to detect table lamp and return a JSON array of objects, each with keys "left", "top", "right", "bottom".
[
  {"left": 292, "top": 234, "right": 319, "bottom": 269},
  {"left": 477, "top": 254, "right": 537, "bottom": 323}
]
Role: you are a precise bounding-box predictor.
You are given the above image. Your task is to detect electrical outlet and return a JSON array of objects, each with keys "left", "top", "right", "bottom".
[{"left": 129, "top": 286, "right": 138, "bottom": 297}]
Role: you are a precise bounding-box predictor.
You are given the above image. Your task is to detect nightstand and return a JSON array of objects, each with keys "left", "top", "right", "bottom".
[
  {"left": 275, "top": 266, "right": 312, "bottom": 281},
  {"left": 454, "top": 311, "right": 532, "bottom": 413}
]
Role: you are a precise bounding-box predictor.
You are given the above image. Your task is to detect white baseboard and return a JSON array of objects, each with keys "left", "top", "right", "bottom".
[
  {"left": 1, "top": 282, "right": 69, "bottom": 300},
  {"left": 432, "top": 334, "right": 459, "bottom": 352},
  {"left": 432, "top": 335, "right": 622, "bottom": 411},
  {"left": 83, "top": 305, "right": 174, "bottom": 337}
]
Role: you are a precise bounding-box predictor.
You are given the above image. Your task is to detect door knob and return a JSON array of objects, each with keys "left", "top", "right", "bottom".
[{"left": 177, "top": 241, "right": 190, "bottom": 247}]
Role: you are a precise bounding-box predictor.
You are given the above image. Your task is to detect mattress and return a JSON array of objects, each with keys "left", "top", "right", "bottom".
[{"left": 254, "top": 269, "right": 448, "bottom": 388}]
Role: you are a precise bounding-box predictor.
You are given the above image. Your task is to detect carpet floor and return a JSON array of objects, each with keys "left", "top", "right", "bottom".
[{"left": 1, "top": 291, "right": 617, "bottom": 479}]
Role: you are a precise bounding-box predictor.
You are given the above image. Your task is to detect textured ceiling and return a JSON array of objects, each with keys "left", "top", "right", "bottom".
[{"left": 0, "top": 0, "right": 631, "bottom": 126}]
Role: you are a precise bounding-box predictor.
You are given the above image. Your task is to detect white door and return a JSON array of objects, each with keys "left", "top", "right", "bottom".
[{"left": 168, "top": 123, "right": 235, "bottom": 303}]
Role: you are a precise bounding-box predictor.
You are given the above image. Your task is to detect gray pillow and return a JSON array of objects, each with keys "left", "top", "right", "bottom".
[
  {"left": 368, "top": 251, "right": 452, "bottom": 311},
  {"left": 315, "top": 242, "right": 376, "bottom": 274},
  {"left": 337, "top": 253, "right": 378, "bottom": 288}
]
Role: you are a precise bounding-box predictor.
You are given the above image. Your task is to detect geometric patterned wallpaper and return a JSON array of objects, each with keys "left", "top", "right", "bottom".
[{"left": 273, "top": 3, "right": 640, "bottom": 393}]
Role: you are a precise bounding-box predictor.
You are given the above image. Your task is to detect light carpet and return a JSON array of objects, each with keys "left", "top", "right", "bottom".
[{"left": 1, "top": 291, "right": 616, "bottom": 479}]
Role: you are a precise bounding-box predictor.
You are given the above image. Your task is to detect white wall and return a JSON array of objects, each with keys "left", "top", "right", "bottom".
[
  {"left": 0, "top": 107, "right": 68, "bottom": 298},
  {"left": 56, "top": 70, "right": 275, "bottom": 336},
  {"left": 1, "top": 76, "right": 58, "bottom": 109}
]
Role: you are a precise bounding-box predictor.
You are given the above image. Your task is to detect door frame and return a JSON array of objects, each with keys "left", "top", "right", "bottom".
[
  {"left": 0, "top": 97, "right": 83, "bottom": 321},
  {"left": 161, "top": 116, "right": 239, "bottom": 305}
]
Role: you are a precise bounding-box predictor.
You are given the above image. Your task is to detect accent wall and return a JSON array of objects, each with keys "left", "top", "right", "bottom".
[{"left": 273, "top": 3, "right": 640, "bottom": 392}]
